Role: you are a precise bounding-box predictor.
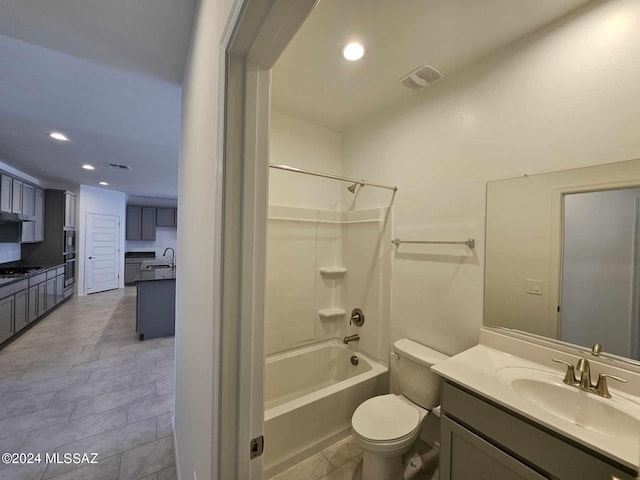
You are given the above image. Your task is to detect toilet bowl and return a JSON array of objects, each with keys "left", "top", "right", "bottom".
[{"left": 351, "top": 339, "right": 448, "bottom": 480}]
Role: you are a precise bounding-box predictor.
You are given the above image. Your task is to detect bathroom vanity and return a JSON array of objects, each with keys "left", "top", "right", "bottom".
[{"left": 433, "top": 329, "right": 640, "bottom": 480}]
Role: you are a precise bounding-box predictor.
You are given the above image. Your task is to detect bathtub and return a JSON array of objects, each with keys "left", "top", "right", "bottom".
[{"left": 264, "top": 340, "right": 388, "bottom": 477}]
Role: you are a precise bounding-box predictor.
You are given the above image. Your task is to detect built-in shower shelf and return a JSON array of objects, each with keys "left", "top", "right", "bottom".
[
  {"left": 319, "top": 267, "right": 347, "bottom": 276},
  {"left": 318, "top": 308, "right": 346, "bottom": 319}
]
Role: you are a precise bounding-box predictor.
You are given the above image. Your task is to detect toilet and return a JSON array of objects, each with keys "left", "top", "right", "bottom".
[{"left": 351, "top": 339, "right": 449, "bottom": 480}]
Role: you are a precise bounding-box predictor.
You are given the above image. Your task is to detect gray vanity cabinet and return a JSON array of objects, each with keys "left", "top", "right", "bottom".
[
  {"left": 440, "top": 382, "right": 635, "bottom": 480},
  {"left": 0, "top": 295, "right": 13, "bottom": 343}
]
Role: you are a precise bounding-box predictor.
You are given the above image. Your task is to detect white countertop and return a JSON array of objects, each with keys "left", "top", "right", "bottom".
[{"left": 432, "top": 343, "right": 640, "bottom": 471}]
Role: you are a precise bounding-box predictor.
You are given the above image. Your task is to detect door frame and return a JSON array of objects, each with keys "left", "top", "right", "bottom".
[
  {"left": 219, "top": 1, "right": 317, "bottom": 479},
  {"left": 84, "top": 211, "right": 121, "bottom": 295}
]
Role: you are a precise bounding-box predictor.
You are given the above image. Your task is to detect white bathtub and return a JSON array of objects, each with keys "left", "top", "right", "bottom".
[{"left": 264, "top": 340, "right": 388, "bottom": 477}]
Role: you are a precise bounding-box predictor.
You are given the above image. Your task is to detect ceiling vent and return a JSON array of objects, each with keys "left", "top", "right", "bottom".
[
  {"left": 399, "top": 65, "right": 443, "bottom": 90},
  {"left": 106, "top": 162, "right": 131, "bottom": 171}
]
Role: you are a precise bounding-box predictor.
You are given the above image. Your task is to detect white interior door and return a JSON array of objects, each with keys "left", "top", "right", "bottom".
[{"left": 85, "top": 213, "right": 120, "bottom": 294}]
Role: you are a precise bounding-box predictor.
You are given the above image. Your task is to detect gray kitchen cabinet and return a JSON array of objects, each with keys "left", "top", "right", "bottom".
[
  {"left": 14, "top": 288, "right": 28, "bottom": 333},
  {"left": 0, "top": 174, "right": 12, "bottom": 213},
  {"left": 34, "top": 188, "right": 44, "bottom": 242},
  {"left": 20, "top": 186, "right": 42, "bottom": 243},
  {"left": 125, "top": 263, "right": 141, "bottom": 285},
  {"left": 440, "top": 382, "right": 635, "bottom": 480},
  {"left": 55, "top": 274, "right": 64, "bottom": 304},
  {"left": 126, "top": 206, "right": 156, "bottom": 241},
  {"left": 141, "top": 207, "right": 156, "bottom": 240},
  {"left": 46, "top": 278, "right": 56, "bottom": 311},
  {"left": 28, "top": 285, "right": 38, "bottom": 323},
  {"left": 37, "top": 282, "right": 46, "bottom": 317},
  {"left": 126, "top": 206, "right": 142, "bottom": 240},
  {"left": 0, "top": 295, "right": 14, "bottom": 343},
  {"left": 64, "top": 192, "right": 76, "bottom": 228},
  {"left": 11, "top": 178, "right": 22, "bottom": 214},
  {"left": 156, "top": 208, "right": 176, "bottom": 227}
]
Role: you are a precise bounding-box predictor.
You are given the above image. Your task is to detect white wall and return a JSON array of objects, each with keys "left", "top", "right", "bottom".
[
  {"left": 174, "top": 0, "right": 237, "bottom": 479},
  {"left": 270, "top": 111, "right": 343, "bottom": 211},
  {"left": 342, "top": 0, "right": 640, "bottom": 356},
  {"left": 76, "top": 184, "right": 126, "bottom": 296}
]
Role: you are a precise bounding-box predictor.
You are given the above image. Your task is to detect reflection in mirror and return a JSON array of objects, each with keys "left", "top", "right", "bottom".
[{"left": 484, "top": 159, "right": 640, "bottom": 365}]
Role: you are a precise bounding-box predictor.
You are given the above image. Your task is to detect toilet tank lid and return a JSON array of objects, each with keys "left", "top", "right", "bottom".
[{"left": 393, "top": 339, "right": 449, "bottom": 367}]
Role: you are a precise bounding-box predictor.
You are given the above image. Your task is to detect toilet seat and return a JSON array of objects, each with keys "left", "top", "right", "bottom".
[{"left": 351, "top": 394, "right": 421, "bottom": 442}]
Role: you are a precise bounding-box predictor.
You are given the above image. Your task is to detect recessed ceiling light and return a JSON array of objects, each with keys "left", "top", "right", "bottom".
[
  {"left": 82, "top": 164, "right": 95, "bottom": 170},
  {"left": 48, "top": 132, "right": 70, "bottom": 142},
  {"left": 342, "top": 42, "right": 365, "bottom": 61},
  {"left": 99, "top": 181, "right": 109, "bottom": 186}
]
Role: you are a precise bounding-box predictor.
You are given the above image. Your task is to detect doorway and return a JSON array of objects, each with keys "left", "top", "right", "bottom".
[
  {"left": 84, "top": 212, "right": 120, "bottom": 294},
  {"left": 560, "top": 187, "right": 640, "bottom": 360}
]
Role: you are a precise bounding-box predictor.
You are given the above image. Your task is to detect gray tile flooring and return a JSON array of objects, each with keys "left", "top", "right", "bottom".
[
  {"left": 0, "top": 287, "right": 176, "bottom": 480},
  {"left": 270, "top": 436, "right": 439, "bottom": 480}
]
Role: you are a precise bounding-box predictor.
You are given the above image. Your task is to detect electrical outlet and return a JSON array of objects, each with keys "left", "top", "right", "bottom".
[{"left": 525, "top": 279, "right": 543, "bottom": 296}]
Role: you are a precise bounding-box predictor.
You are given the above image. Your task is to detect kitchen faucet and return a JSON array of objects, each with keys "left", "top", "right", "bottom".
[{"left": 163, "top": 247, "right": 175, "bottom": 268}]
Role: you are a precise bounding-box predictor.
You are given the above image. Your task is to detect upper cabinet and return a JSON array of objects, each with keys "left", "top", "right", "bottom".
[
  {"left": 126, "top": 206, "right": 158, "bottom": 241},
  {"left": 11, "top": 179, "right": 22, "bottom": 214},
  {"left": 156, "top": 208, "right": 177, "bottom": 227},
  {"left": 1, "top": 175, "right": 12, "bottom": 213},
  {"left": 64, "top": 192, "right": 76, "bottom": 229},
  {"left": 20, "top": 186, "right": 44, "bottom": 244},
  {"left": 126, "top": 206, "right": 177, "bottom": 241}
]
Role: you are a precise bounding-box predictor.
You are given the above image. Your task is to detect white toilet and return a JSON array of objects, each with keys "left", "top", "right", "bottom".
[{"left": 351, "top": 339, "right": 449, "bottom": 480}]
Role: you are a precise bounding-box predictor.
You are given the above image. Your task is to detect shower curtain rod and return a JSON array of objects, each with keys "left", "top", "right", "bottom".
[{"left": 269, "top": 164, "right": 398, "bottom": 191}]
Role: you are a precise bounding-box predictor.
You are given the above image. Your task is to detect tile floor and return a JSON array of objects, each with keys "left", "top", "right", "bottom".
[
  {"left": 0, "top": 287, "right": 176, "bottom": 480},
  {"left": 270, "top": 436, "right": 439, "bottom": 480}
]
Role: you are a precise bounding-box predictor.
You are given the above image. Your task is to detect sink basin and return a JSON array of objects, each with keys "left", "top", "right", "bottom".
[{"left": 496, "top": 367, "right": 640, "bottom": 440}]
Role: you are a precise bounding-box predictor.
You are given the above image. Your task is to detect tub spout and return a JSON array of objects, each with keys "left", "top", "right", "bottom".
[{"left": 343, "top": 334, "right": 360, "bottom": 344}]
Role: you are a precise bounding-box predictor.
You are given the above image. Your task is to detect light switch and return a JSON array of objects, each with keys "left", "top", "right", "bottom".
[{"left": 526, "top": 279, "right": 543, "bottom": 296}]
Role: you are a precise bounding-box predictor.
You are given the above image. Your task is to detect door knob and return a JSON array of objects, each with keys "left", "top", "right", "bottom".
[{"left": 88, "top": 256, "right": 94, "bottom": 259}]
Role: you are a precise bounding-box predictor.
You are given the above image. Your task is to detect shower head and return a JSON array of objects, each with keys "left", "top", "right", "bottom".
[{"left": 347, "top": 182, "right": 364, "bottom": 193}]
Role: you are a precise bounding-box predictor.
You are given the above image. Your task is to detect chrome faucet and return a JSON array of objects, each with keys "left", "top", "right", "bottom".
[
  {"left": 162, "top": 247, "right": 175, "bottom": 268},
  {"left": 553, "top": 357, "right": 627, "bottom": 398},
  {"left": 343, "top": 334, "right": 360, "bottom": 344}
]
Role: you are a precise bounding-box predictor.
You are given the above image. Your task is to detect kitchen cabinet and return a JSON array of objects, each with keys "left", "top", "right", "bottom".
[
  {"left": 125, "top": 263, "right": 141, "bottom": 285},
  {"left": 55, "top": 274, "right": 64, "bottom": 304},
  {"left": 156, "top": 208, "right": 177, "bottom": 227},
  {"left": 11, "top": 179, "right": 22, "bottom": 214},
  {"left": 20, "top": 187, "right": 44, "bottom": 243},
  {"left": 14, "top": 288, "right": 28, "bottom": 333},
  {"left": 37, "top": 282, "right": 46, "bottom": 317},
  {"left": 34, "top": 188, "right": 44, "bottom": 242},
  {"left": 46, "top": 278, "right": 56, "bottom": 311},
  {"left": 0, "top": 174, "right": 12, "bottom": 213},
  {"left": 64, "top": 192, "right": 76, "bottom": 229},
  {"left": 22, "top": 184, "right": 35, "bottom": 217},
  {"left": 28, "top": 285, "right": 38, "bottom": 323},
  {"left": 126, "top": 206, "right": 157, "bottom": 241},
  {"left": 440, "top": 382, "right": 635, "bottom": 480},
  {"left": 0, "top": 295, "right": 14, "bottom": 343}
]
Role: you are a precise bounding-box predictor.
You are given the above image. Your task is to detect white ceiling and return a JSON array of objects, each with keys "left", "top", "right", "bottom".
[
  {"left": 0, "top": 0, "right": 197, "bottom": 198},
  {"left": 272, "top": 0, "right": 594, "bottom": 131}
]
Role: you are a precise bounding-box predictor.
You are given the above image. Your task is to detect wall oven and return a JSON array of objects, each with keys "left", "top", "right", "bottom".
[
  {"left": 64, "top": 230, "right": 76, "bottom": 254},
  {"left": 64, "top": 253, "right": 76, "bottom": 287}
]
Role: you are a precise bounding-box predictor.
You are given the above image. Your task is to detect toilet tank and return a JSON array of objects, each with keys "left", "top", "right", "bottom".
[{"left": 394, "top": 339, "right": 449, "bottom": 409}]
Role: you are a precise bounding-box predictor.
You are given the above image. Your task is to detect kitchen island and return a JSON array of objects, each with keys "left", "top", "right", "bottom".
[{"left": 135, "top": 268, "right": 176, "bottom": 341}]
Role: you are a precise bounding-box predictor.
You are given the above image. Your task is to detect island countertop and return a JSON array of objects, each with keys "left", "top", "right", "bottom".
[{"left": 134, "top": 268, "right": 177, "bottom": 282}]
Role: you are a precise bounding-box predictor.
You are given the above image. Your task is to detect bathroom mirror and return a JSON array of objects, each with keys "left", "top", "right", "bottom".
[{"left": 484, "top": 157, "right": 640, "bottom": 365}]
